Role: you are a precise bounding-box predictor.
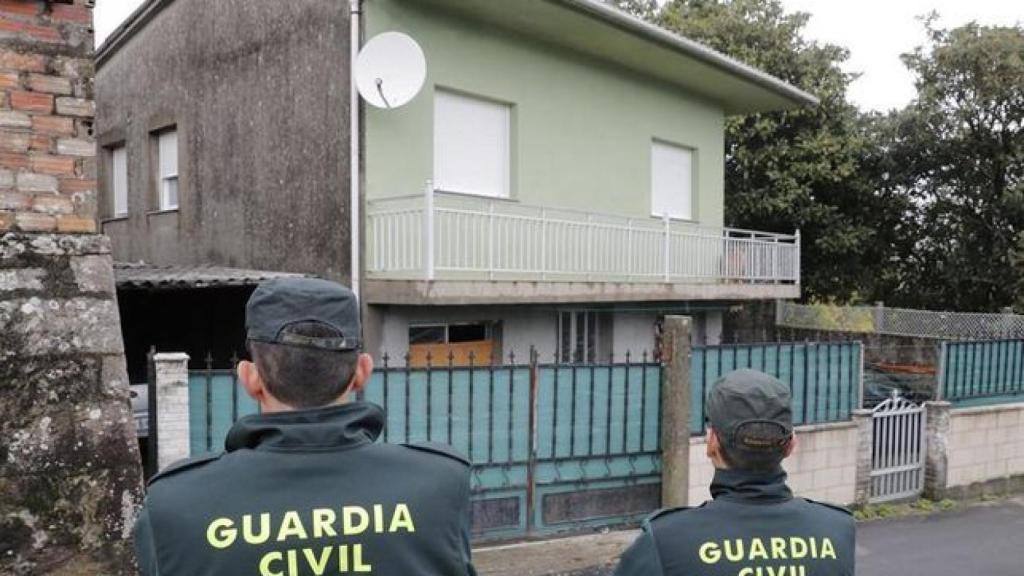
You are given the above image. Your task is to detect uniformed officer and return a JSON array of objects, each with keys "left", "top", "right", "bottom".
[
  {"left": 134, "top": 278, "right": 477, "bottom": 576},
  {"left": 614, "top": 369, "right": 855, "bottom": 576}
]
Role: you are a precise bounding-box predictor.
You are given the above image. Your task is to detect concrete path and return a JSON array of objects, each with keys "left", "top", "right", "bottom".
[{"left": 857, "top": 495, "right": 1024, "bottom": 576}]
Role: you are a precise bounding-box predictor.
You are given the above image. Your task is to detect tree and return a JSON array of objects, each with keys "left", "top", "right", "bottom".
[
  {"left": 618, "top": 0, "right": 908, "bottom": 302},
  {"left": 893, "top": 20, "right": 1024, "bottom": 311}
]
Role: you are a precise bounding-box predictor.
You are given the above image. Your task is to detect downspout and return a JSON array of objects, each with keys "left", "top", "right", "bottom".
[{"left": 349, "top": 0, "right": 362, "bottom": 301}]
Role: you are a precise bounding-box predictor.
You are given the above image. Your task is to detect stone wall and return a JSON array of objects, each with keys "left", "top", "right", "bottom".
[
  {"left": 0, "top": 2, "right": 142, "bottom": 574},
  {"left": 0, "top": 233, "right": 142, "bottom": 574},
  {"left": 688, "top": 421, "right": 860, "bottom": 506},
  {"left": 944, "top": 402, "right": 1024, "bottom": 497}
]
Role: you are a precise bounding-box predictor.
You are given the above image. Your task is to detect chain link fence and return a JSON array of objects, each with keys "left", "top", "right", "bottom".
[{"left": 778, "top": 301, "right": 1024, "bottom": 340}]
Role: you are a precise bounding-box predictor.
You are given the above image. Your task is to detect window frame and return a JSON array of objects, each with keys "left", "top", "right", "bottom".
[
  {"left": 433, "top": 88, "right": 512, "bottom": 199},
  {"left": 109, "top": 143, "right": 128, "bottom": 218},
  {"left": 650, "top": 139, "right": 695, "bottom": 221},
  {"left": 155, "top": 128, "right": 179, "bottom": 211}
]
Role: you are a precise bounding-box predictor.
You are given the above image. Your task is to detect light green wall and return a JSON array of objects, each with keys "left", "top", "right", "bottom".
[{"left": 365, "top": 0, "right": 725, "bottom": 226}]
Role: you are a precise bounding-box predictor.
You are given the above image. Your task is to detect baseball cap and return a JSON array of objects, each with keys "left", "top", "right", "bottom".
[
  {"left": 245, "top": 277, "right": 361, "bottom": 351},
  {"left": 706, "top": 369, "right": 793, "bottom": 453}
]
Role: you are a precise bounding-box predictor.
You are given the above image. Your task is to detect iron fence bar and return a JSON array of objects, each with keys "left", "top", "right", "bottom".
[
  {"left": 205, "top": 352, "right": 213, "bottom": 452},
  {"left": 404, "top": 354, "right": 411, "bottom": 443},
  {"left": 146, "top": 346, "right": 157, "bottom": 476},
  {"left": 468, "top": 354, "right": 474, "bottom": 463},
  {"left": 570, "top": 363, "right": 578, "bottom": 457},
  {"left": 383, "top": 354, "right": 390, "bottom": 442},
  {"left": 447, "top": 352, "right": 454, "bottom": 445},
  {"left": 488, "top": 359, "right": 495, "bottom": 463},
  {"left": 825, "top": 343, "right": 832, "bottom": 421},
  {"left": 605, "top": 359, "right": 613, "bottom": 456},
  {"left": 506, "top": 359, "right": 514, "bottom": 464},
  {"left": 588, "top": 362, "right": 596, "bottom": 456},
  {"left": 622, "top": 354, "right": 630, "bottom": 453},
  {"left": 701, "top": 348, "right": 709, "bottom": 435},
  {"left": 801, "top": 342, "right": 809, "bottom": 425},
  {"left": 639, "top": 352, "right": 648, "bottom": 450}
]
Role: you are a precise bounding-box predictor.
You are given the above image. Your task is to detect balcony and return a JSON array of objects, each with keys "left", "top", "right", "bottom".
[{"left": 364, "top": 188, "right": 800, "bottom": 305}]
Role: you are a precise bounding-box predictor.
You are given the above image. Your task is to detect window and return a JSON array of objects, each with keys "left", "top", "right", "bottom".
[
  {"left": 110, "top": 144, "right": 127, "bottom": 217},
  {"left": 408, "top": 321, "right": 497, "bottom": 367},
  {"left": 434, "top": 90, "right": 510, "bottom": 198},
  {"left": 157, "top": 129, "right": 179, "bottom": 210},
  {"left": 559, "top": 311, "right": 602, "bottom": 363},
  {"left": 651, "top": 140, "right": 693, "bottom": 220}
]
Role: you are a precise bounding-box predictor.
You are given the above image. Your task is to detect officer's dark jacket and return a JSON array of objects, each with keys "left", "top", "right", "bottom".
[
  {"left": 134, "top": 402, "right": 476, "bottom": 576},
  {"left": 614, "top": 468, "right": 854, "bottom": 576}
]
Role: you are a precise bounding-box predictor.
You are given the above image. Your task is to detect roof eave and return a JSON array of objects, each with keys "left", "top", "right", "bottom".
[
  {"left": 95, "top": 0, "right": 174, "bottom": 69},
  {"left": 552, "top": 0, "right": 820, "bottom": 110}
]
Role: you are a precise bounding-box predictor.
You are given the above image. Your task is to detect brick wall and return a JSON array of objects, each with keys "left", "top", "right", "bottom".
[
  {"left": 1, "top": 2, "right": 142, "bottom": 574},
  {"left": 0, "top": 0, "right": 96, "bottom": 235},
  {"left": 946, "top": 403, "right": 1024, "bottom": 492},
  {"left": 688, "top": 421, "right": 860, "bottom": 506}
]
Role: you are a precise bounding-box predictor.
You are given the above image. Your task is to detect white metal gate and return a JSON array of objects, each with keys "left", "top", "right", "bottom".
[{"left": 870, "top": 393, "right": 926, "bottom": 503}]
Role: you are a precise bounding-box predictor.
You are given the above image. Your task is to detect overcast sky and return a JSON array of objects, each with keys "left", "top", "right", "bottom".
[{"left": 94, "top": 0, "right": 1020, "bottom": 112}]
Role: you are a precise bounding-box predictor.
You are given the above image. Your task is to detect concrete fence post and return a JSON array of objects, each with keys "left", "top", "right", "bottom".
[
  {"left": 660, "top": 315, "right": 692, "bottom": 508},
  {"left": 923, "top": 401, "right": 952, "bottom": 500},
  {"left": 851, "top": 409, "right": 874, "bottom": 505},
  {"left": 153, "top": 353, "right": 192, "bottom": 471}
]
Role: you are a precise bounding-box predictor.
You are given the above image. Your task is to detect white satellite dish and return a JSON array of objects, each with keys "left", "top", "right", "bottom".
[{"left": 356, "top": 32, "right": 426, "bottom": 109}]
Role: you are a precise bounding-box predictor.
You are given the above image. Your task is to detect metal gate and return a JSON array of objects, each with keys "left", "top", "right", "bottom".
[{"left": 870, "top": 392, "right": 925, "bottom": 502}]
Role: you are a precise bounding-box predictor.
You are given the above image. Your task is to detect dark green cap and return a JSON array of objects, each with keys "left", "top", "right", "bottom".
[
  {"left": 246, "top": 278, "right": 361, "bottom": 351},
  {"left": 707, "top": 369, "right": 793, "bottom": 453}
]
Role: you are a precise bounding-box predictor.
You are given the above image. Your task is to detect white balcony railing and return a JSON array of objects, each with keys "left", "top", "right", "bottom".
[{"left": 366, "top": 184, "right": 800, "bottom": 285}]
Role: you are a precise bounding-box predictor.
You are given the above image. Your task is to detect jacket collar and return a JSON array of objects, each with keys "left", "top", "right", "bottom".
[
  {"left": 224, "top": 401, "right": 384, "bottom": 452},
  {"left": 710, "top": 467, "right": 793, "bottom": 504}
]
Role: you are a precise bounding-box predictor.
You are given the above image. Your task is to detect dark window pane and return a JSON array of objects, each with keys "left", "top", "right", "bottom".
[
  {"left": 409, "top": 325, "right": 446, "bottom": 345},
  {"left": 449, "top": 323, "right": 488, "bottom": 342}
]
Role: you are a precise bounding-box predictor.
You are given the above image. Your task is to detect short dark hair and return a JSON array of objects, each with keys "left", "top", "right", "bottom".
[
  {"left": 717, "top": 422, "right": 791, "bottom": 473},
  {"left": 248, "top": 321, "right": 360, "bottom": 408}
]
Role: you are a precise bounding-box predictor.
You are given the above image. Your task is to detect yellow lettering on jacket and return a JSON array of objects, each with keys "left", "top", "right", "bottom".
[
  {"left": 277, "top": 511, "right": 308, "bottom": 542},
  {"left": 207, "top": 518, "right": 236, "bottom": 549},
  {"left": 258, "top": 551, "right": 283, "bottom": 576},
  {"left": 699, "top": 541, "right": 721, "bottom": 564}
]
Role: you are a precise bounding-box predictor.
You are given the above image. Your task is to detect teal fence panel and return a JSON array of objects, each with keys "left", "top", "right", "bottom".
[
  {"left": 531, "top": 362, "right": 661, "bottom": 534},
  {"left": 187, "top": 359, "right": 662, "bottom": 541},
  {"left": 188, "top": 371, "right": 259, "bottom": 454},
  {"left": 940, "top": 340, "right": 1024, "bottom": 405},
  {"left": 690, "top": 342, "right": 861, "bottom": 434}
]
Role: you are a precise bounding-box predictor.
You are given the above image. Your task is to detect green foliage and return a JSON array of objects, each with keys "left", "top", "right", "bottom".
[{"left": 888, "top": 20, "right": 1024, "bottom": 311}]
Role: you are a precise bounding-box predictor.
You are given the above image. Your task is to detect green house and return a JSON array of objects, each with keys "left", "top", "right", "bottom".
[{"left": 362, "top": 0, "right": 815, "bottom": 364}]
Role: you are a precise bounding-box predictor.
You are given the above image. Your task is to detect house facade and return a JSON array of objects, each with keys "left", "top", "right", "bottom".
[
  {"left": 361, "top": 0, "right": 812, "bottom": 365},
  {"left": 95, "top": 0, "right": 814, "bottom": 369}
]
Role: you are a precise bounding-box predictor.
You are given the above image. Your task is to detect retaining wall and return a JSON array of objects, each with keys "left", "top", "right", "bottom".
[
  {"left": 688, "top": 421, "right": 859, "bottom": 506},
  {"left": 944, "top": 402, "right": 1024, "bottom": 497}
]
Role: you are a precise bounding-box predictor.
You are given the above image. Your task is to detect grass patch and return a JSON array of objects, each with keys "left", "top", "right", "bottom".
[{"left": 852, "top": 498, "right": 958, "bottom": 522}]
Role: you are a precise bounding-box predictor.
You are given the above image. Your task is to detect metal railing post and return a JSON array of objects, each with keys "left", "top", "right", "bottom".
[
  {"left": 587, "top": 213, "right": 593, "bottom": 281},
  {"left": 663, "top": 212, "right": 671, "bottom": 283},
  {"left": 424, "top": 180, "right": 435, "bottom": 281},
  {"left": 794, "top": 229, "right": 801, "bottom": 284},
  {"left": 626, "top": 218, "right": 633, "bottom": 281},
  {"left": 540, "top": 208, "right": 547, "bottom": 281},
  {"left": 488, "top": 200, "right": 495, "bottom": 281}
]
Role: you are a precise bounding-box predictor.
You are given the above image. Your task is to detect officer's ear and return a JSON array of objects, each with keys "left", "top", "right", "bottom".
[
  {"left": 782, "top": 434, "right": 797, "bottom": 459},
  {"left": 345, "top": 353, "right": 375, "bottom": 396},
  {"left": 238, "top": 360, "right": 268, "bottom": 403}
]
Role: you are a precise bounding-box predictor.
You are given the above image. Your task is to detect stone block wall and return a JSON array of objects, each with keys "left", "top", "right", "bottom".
[
  {"left": 688, "top": 421, "right": 860, "bottom": 506},
  {"left": 944, "top": 402, "right": 1024, "bottom": 496},
  {"left": 1, "top": 2, "right": 143, "bottom": 574}
]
